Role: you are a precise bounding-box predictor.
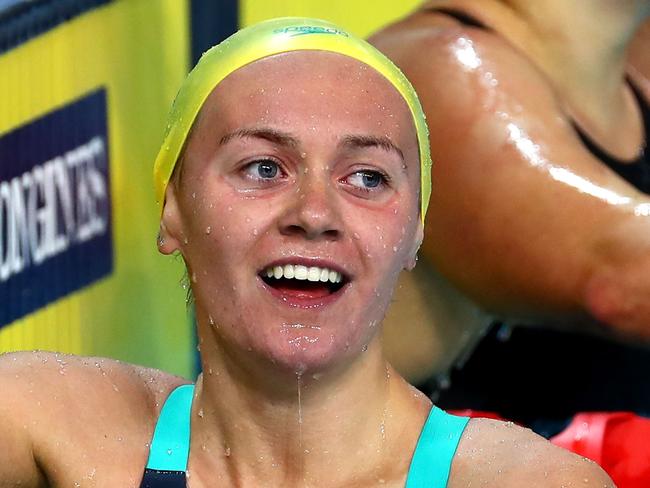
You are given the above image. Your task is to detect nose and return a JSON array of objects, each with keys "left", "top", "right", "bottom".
[{"left": 278, "top": 170, "right": 342, "bottom": 241}]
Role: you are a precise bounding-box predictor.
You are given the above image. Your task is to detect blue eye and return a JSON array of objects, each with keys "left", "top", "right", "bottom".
[
  {"left": 360, "top": 172, "right": 382, "bottom": 188},
  {"left": 244, "top": 159, "right": 282, "bottom": 180},
  {"left": 347, "top": 170, "right": 387, "bottom": 190},
  {"left": 256, "top": 160, "right": 279, "bottom": 178}
]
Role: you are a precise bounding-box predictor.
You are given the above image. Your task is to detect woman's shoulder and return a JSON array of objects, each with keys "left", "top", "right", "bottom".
[
  {"left": 370, "top": 9, "right": 563, "bottom": 131},
  {"left": 449, "top": 417, "right": 615, "bottom": 487},
  {"left": 0, "top": 350, "right": 190, "bottom": 485},
  {"left": 0, "top": 350, "right": 188, "bottom": 411}
]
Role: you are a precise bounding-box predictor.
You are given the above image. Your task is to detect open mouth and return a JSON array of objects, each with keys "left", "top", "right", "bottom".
[{"left": 260, "top": 263, "right": 348, "bottom": 301}]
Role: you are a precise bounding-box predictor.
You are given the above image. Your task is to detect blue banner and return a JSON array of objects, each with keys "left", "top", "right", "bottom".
[{"left": 0, "top": 89, "right": 112, "bottom": 327}]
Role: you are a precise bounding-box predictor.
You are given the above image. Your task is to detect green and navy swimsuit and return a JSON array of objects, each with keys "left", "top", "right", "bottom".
[{"left": 138, "top": 385, "right": 469, "bottom": 487}]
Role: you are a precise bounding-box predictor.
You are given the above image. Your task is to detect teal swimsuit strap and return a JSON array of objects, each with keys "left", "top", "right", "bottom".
[
  {"left": 145, "top": 384, "right": 195, "bottom": 472},
  {"left": 406, "top": 406, "right": 470, "bottom": 488},
  {"left": 144, "top": 385, "right": 466, "bottom": 486}
]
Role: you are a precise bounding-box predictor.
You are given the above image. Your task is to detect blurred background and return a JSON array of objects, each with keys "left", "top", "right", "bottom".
[{"left": 0, "top": 0, "right": 423, "bottom": 378}]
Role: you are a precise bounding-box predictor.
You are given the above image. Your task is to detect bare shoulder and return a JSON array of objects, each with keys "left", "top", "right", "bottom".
[
  {"left": 370, "top": 11, "right": 562, "bottom": 118},
  {"left": 0, "top": 350, "right": 189, "bottom": 486},
  {"left": 0, "top": 350, "right": 187, "bottom": 419},
  {"left": 449, "top": 418, "right": 615, "bottom": 487}
]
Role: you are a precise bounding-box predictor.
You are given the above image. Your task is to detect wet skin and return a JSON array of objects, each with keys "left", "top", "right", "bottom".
[
  {"left": 160, "top": 51, "right": 422, "bottom": 380},
  {"left": 372, "top": 0, "right": 650, "bottom": 347},
  {"left": 0, "top": 50, "right": 613, "bottom": 488}
]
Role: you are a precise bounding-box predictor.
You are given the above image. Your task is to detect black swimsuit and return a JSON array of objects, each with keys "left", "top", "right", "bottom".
[{"left": 572, "top": 80, "right": 650, "bottom": 194}]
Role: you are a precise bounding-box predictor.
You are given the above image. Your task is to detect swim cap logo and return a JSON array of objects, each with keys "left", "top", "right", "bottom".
[{"left": 273, "top": 26, "right": 349, "bottom": 38}]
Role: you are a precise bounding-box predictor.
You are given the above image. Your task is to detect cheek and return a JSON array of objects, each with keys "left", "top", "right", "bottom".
[{"left": 363, "top": 210, "right": 416, "bottom": 265}]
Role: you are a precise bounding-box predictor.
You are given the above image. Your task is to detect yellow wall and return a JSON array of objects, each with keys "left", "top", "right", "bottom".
[
  {"left": 0, "top": 0, "right": 193, "bottom": 377},
  {"left": 239, "top": 0, "right": 421, "bottom": 37}
]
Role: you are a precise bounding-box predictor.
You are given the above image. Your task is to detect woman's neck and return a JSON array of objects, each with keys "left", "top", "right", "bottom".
[{"left": 190, "top": 325, "right": 431, "bottom": 487}]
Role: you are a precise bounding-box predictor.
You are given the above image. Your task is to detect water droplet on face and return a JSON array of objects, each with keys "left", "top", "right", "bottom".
[
  {"left": 198, "top": 408, "right": 204, "bottom": 418},
  {"left": 224, "top": 446, "right": 231, "bottom": 457},
  {"left": 205, "top": 226, "right": 212, "bottom": 235},
  {"left": 301, "top": 152, "right": 307, "bottom": 159}
]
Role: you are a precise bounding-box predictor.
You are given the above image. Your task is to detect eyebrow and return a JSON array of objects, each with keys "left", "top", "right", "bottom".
[
  {"left": 219, "top": 127, "right": 405, "bottom": 164},
  {"left": 219, "top": 127, "right": 299, "bottom": 148},
  {"left": 340, "top": 134, "right": 404, "bottom": 162}
]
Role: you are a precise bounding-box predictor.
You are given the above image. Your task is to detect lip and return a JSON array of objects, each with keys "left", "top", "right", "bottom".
[
  {"left": 257, "top": 257, "right": 352, "bottom": 309},
  {"left": 257, "top": 275, "right": 350, "bottom": 309}
]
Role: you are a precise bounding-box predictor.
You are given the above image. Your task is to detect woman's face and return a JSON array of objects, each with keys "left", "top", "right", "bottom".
[{"left": 162, "top": 51, "right": 422, "bottom": 374}]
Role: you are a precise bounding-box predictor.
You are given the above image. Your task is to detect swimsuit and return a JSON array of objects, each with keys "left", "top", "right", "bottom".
[
  {"left": 572, "top": 81, "right": 650, "bottom": 194},
  {"left": 431, "top": 324, "right": 650, "bottom": 435},
  {"left": 139, "top": 384, "right": 469, "bottom": 488}
]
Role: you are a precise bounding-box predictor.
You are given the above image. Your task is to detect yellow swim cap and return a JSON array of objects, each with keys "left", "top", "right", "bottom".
[{"left": 153, "top": 17, "right": 432, "bottom": 224}]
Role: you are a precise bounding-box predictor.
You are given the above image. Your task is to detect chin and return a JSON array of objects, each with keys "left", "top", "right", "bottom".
[{"left": 254, "top": 322, "right": 371, "bottom": 376}]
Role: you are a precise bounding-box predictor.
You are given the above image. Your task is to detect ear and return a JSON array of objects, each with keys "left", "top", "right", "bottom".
[
  {"left": 404, "top": 221, "right": 424, "bottom": 271},
  {"left": 157, "top": 183, "right": 185, "bottom": 255}
]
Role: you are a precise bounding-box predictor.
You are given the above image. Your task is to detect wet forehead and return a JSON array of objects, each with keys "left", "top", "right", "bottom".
[{"left": 195, "top": 50, "right": 417, "bottom": 154}]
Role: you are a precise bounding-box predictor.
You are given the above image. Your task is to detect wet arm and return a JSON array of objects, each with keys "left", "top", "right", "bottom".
[{"left": 372, "top": 26, "right": 650, "bottom": 338}]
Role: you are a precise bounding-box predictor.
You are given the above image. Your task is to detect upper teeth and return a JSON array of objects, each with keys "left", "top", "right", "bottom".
[{"left": 264, "top": 264, "right": 342, "bottom": 284}]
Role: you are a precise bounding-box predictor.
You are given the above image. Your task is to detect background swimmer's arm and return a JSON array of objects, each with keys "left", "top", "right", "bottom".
[{"left": 371, "top": 23, "right": 650, "bottom": 338}]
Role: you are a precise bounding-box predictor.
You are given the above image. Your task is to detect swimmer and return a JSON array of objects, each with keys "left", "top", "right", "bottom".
[
  {"left": 372, "top": 0, "right": 650, "bottom": 339},
  {"left": 0, "top": 18, "right": 613, "bottom": 487}
]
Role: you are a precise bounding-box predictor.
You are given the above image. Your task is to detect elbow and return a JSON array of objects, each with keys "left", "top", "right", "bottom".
[{"left": 583, "top": 267, "right": 650, "bottom": 339}]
